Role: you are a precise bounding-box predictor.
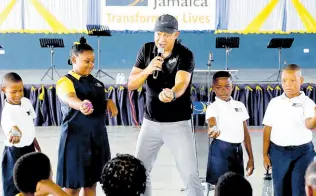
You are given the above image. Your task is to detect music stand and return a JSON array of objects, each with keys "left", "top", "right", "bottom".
[
  {"left": 40, "top": 38, "right": 64, "bottom": 81},
  {"left": 267, "top": 38, "right": 294, "bottom": 81},
  {"left": 86, "top": 25, "right": 114, "bottom": 80},
  {"left": 216, "top": 37, "right": 239, "bottom": 79},
  {"left": 0, "top": 45, "right": 5, "bottom": 54}
]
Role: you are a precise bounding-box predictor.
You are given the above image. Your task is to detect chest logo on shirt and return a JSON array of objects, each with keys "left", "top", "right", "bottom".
[
  {"left": 234, "top": 108, "right": 243, "bottom": 112},
  {"left": 163, "top": 57, "right": 178, "bottom": 74},
  {"left": 168, "top": 58, "right": 177, "bottom": 65},
  {"left": 292, "top": 103, "right": 303, "bottom": 107},
  {"left": 95, "top": 83, "right": 103, "bottom": 88},
  {"left": 26, "top": 110, "right": 31, "bottom": 116}
]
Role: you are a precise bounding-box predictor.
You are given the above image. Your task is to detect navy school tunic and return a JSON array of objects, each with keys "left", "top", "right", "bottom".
[{"left": 56, "top": 73, "right": 111, "bottom": 189}]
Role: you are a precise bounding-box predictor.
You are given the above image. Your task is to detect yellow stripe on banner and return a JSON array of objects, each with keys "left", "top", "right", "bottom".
[
  {"left": 128, "top": 0, "right": 142, "bottom": 6},
  {"left": 291, "top": 0, "right": 316, "bottom": 32},
  {"left": 0, "top": 0, "right": 17, "bottom": 27},
  {"left": 244, "top": 0, "right": 280, "bottom": 32},
  {"left": 30, "top": 0, "right": 68, "bottom": 33}
]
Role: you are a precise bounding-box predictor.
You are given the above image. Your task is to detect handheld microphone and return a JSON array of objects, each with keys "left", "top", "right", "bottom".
[
  {"left": 207, "top": 52, "right": 214, "bottom": 66},
  {"left": 153, "top": 47, "right": 164, "bottom": 79}
]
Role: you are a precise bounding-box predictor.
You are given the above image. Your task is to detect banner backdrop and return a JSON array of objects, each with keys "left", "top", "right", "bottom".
[
  {"left": 216, "top": 0, "right": 316, "bottom": 34},
  {"left": 0, "top": 0, "right": 101, "bottom": 33},
  {"left": 0, "top": 0, "right": 314, "bottom": 33},
  {"left": 102, "top": 0, "right": 217, "bottom": 31}
]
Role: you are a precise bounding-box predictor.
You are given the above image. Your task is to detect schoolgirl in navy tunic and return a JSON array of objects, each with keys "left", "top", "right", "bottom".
[{"left": 56, "top": 37, "right": 118, "bottom": 195}]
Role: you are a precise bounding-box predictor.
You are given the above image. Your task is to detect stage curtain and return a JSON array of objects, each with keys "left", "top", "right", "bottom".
[
  {"left": 1, "top": 83, "right": 316, "bottom": 127},
  {"left": 47, "top": 85, "right": 58, "bottom": 126},
  {"left": 127, "top": 90, "right": 139, "bottom": 126},
  {"left": 245, "top": 85, "right": 255, "bottom": 126},
  {"left": 117, "top": 85, "right": 129, "bottom": 126},
  {"left": 306, "top": 85, "right": 315, "bottom": 101},
  {"left": 106, "top": 85, "right": 119, "bottom": 126},
  {"left": 30, "top": 85, "right": 43, "bottom": 126},
  {"left": 136, "top": 86, "right": 146, "bottom": 125},
  {"left": 254, "top": 85, "right": 264, "bottom": 126}
]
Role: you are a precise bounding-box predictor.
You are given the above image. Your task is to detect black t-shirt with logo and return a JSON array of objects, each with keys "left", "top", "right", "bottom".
[{"left": 134, "top": 42, "right": 194, "bottom": 122}]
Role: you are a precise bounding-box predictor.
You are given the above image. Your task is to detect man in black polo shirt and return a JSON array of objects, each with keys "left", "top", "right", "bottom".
[{"left": 128, "top": 14, "right": 203, "bottom": 196}]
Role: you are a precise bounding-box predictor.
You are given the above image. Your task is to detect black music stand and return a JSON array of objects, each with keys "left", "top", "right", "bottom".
[
  {"left": 216, "top": 37, "right": 239, "bottom": 78},
  {"left": 0, "top": 45, "right": 4, "bottom": 55},
  {"left": 267, "top": 38, "right": 294, "bottom": 81},
  {"left": 40, "top": 38, "right": 64, "bottom": 81},
  {"left": 86, "top": 25, "right": 114, "bottom": 80}
]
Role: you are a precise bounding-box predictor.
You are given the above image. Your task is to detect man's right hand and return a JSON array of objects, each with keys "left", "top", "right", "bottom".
[
  {"left": 145, "top": 56, "right": 163, "bottom": 75},
  {"left": 263, "top": 154, "right": 272, "bottom": 170}
]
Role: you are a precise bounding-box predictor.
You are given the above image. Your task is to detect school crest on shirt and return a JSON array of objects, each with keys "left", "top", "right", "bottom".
[
  {"left": 234, "top": 108, "right": 243, "bottom": 112},
  {"left": 292, "top": 103, "right": 303, "bottom": 107},
  {"left": 95, "top": 83, "right": 103, "bottom": 88}
]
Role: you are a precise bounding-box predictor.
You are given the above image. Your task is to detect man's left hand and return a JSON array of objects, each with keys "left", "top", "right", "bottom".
[
  {"left": 107, "top": 99, "right": 118, "bottom": 118},
  {"left": 159, "top": 88, "right": 174, "bottom": 103}
]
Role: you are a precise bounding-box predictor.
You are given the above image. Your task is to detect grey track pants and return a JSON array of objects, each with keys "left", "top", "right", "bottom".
[{"left": 135, "top": 118, "right": 204, "bottom": 196}]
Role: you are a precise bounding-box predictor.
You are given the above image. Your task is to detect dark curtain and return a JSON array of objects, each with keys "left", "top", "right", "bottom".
[{"left": 0, "top": 83, "right": 315, "bottom": 126}]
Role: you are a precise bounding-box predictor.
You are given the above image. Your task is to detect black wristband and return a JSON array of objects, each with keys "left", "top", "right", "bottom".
[{"left": 172, "top": 92, "right": 176, "bottom": 101}]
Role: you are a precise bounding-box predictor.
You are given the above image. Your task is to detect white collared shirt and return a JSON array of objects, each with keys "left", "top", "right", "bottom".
[
  {"left": 205, "top": 97, "right": 249, "bottom": 143},
  {"left": 262, "top": 92, "right": 315, "bottom": 146},
  {"left": 1, "top": 98, "right": 36, "bottom": 147}
]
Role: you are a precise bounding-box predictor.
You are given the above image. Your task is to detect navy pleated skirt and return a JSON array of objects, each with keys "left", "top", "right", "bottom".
[{"left": 56, "top": 120, "right": 111, "bottom": 189}]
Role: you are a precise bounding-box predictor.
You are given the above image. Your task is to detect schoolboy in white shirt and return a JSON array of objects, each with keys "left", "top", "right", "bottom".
[
  {"left": 1, "top": 72, "right": 41, "bottom": 196},
  {"left": 263, "top": 64, "right": 316, "bottom": 196},
  {"left": 205, "top": 71, "right": 254, "bottom": 185}
]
